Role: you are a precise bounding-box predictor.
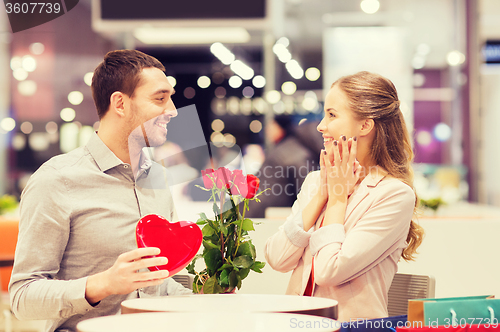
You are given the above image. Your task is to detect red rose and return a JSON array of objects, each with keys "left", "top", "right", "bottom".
[
  {"left": 201, "top": 168, "right": 215, "bottom": 189},
  {"left": 231, "top": 173, "right": 260, "bottom": 199},
  {"left": 214, "top": 167, "right": 232, "bottom": 189}
]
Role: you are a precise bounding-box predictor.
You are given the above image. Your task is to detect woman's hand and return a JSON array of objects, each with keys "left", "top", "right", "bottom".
[{"left": 324, "top": 136, "right": 361, "bottom": 206}]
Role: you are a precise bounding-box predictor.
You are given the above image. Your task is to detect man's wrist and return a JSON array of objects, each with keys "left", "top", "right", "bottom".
[{"left": 85, "top": 272, "right": 109, "bottom": 305}]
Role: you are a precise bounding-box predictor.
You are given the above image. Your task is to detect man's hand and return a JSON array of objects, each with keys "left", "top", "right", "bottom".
[{"left": 85, "top": 247, "right": 169, "bottom": 305}]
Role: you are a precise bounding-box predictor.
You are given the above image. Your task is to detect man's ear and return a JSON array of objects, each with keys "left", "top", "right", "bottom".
[
  {"left": 109, "top": 91, "right": 126, "bottom": 117},
  {"left": 359, "top": 118, "right": 375, "bottom": 137}
]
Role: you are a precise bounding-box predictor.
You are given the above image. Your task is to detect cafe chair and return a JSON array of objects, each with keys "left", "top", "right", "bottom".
[
  {"left": 387, "top": 273, "right": 436, "bottom": 316},
  {"left": 171, "top": 274, "right": 194, "bottom": 290}
]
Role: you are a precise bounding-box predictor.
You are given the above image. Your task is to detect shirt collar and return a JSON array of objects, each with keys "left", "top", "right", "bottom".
[
  {"left": 361, "top": 169, "right": 388, "bottom": 188},
  {"left": 86, "top": 131, "right": 124, "bottom": 172},
  {"left": 136, "top": 148, "right": 154, "bottom": 178}
]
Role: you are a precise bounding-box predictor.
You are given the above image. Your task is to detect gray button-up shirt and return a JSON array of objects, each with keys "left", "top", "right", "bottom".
[{"left": 9, "top": 132, "right": 192, "bottom": 332}]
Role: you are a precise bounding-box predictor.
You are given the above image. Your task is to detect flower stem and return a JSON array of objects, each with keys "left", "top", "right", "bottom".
[
  {"left": 233, "top": 199, "right": 248, "bottom": 259},
  {"left": 220, "top": 192, "right": 225, "bottom": 261}
]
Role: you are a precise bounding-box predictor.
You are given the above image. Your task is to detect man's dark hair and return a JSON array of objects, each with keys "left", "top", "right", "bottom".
[{"left": 91, "top": 49, "right": 165, "bottom": 119}]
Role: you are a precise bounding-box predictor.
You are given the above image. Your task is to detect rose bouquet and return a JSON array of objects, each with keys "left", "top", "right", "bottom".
[{"left": 186, "top": 167, "right": 266, "bottom": 294}]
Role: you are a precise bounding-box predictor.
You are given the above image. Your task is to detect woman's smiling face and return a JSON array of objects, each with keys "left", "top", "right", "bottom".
[{"left": 317, "top": 84, "right": 364, "bottom": 152}]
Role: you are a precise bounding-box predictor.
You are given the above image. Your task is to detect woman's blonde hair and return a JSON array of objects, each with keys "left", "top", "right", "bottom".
[{"left": 333, "top": 71, "right": 424, "bottom": 261}]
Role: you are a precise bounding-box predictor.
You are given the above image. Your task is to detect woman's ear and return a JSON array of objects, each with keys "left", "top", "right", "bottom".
[
  {"left": 359, "top": 118, "right": 375, "bottom": 137},
  {"left": 109, "top": 91, "right": 126, "bottom": 118}
]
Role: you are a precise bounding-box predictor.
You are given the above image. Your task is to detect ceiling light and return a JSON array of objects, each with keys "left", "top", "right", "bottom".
[
  {"left": 0, "top": 117, "right": 16, "bottom": 132},
  {"left": 416, "top": 130, "right": 432, "bottom": 146},
  {"left": 211, "top": 119, "right": 225, "bottom": 132},
  {"left": 281, "top": 81, "right": 297, "bottom": 95},
  {"left": 18, "top": 80, "right": 37, "bottom": 96},
  {"left": 60, "top": 123, "right": 79, "bottom": 153},
  {"left": 273, "top": 44, "right": 292, "bottom": 63},
  {"left": 434, "top": 123, "right": 452, "bottom": 142},
  {"left": 13, "top": 68, "right": 28, "bottom": 81},
  {"left": 276, "top": 37, "right": 290, "bottom": 47},
  {"left": 252, "top": 75, "right": 266, "bottom": 88},
  {"left": 183, "top": 87, "right": 196, "bottom": 99},
  {"left": 166, "top": 76, "right": 176, "bottom": 88},
  {"left": 46, "top": 121, "right": 58, "bottom": 134},
  {"left": 10, "top": 56, "right": 22, "bottom": 70},
  {"left": 249, "top": 120, "right": 263, "bottom": 133},
  {"left": 230, "top": 60, "right": 254, "bottom": 80},
  {"left": 29, "top": 42, "right": 45, "bottom": 55},
  {"left": 20, "top": 121, "right": 33, "bottom": 134},
  {"left": 12, "top": 133, "right": 26, "bottom": 150},
  {"left": 242, "top": 86, "right": 255, "bottom": 98},
  {"left": 265, "top": 90, "right": 281, "bottom": 104},
  {"left": 214, "top": 86, "right": 226, "bottom": 98},
  {"left": 210, "top": 42, "right": 235, "bottom": 65},
  {"left": 305, "top": 67, "right": 321, "bottom": 81},
  {"left": 412, "top": 56, "right": 426, "bottom": 69},
  {"left": 68, "top": 91, "right": 84, "bottom": 105},
  {"left": 134, "top": 27, "right": 251, "bottom": 45},
  {"left": 84, "top": 72, "right": 93, "bottom": 86},
  {"left": 447, "top": 50, "right": 466, "bottom": 66},
  {"left": 360, "top": 0, "right": 380, "bottom": 14},
  {"left": 60, "top": 107, "right": 76, "bottom": 122},
  {"left": 21, "top": 55, "right": 37, "bottom": 72},
  {"left": 197, "top": 76, "right": 211, "bottom": 89},
  {"left": 223, "top": 133, "right": 236, "bottom": 148},
  {"left": 228, "top": 76, "right": 243, "bottom": 88},
  {"left": 285, "top": 60, "right": 304, "bottom": 79}
]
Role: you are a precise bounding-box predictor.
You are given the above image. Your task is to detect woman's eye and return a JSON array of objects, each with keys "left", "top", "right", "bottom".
[{"left": 328, "top": 112, "right": 335, "bottom": 118}]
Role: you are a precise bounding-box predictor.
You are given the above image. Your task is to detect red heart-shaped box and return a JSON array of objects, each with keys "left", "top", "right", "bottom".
[{"left": 136, "top": 214, "right": 202, "bottom": 276}]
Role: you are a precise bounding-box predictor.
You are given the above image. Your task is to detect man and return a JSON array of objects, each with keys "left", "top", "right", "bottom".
[{"left": 9, "top": 50, "right": 191, "bottom": 332}]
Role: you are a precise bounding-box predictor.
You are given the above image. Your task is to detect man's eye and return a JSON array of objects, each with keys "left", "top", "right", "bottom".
[{"left": 158, "top": 98, "right": 165, "bottom": 102}]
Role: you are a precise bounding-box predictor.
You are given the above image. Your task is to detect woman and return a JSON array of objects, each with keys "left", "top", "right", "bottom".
[{"left": 264, "top": 71, "right": 423, "bottom": 322}]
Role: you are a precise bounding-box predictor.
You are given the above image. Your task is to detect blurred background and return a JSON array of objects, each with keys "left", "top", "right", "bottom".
[{"left": 0, "top": 0, "right": 500, "bottom": 214}]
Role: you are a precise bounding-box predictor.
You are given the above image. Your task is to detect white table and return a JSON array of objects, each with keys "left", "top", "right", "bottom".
[
  {"left": 121, "top": 294, "right": 338, "bottom": 319},
  {"left": 77, "top": 312, "right": 340, "bottom": 332}
]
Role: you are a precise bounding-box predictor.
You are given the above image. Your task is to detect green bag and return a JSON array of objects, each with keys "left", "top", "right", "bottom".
[{"left": 408, "top": 295, "right": 500, "bottom": 327}]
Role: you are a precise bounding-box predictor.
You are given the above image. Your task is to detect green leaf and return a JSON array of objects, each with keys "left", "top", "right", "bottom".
[
  {"left": 217, "top": 263, "right": 233, "bottom": 272},
  {"left": 220, "top": 224, "right": 228, "bottom": 237},
  {"left": 237, "top": 241, "right": 256, "bottom": 260},
  {"left": 226, "top": 236, "right": 236, "bottom": 258},
  {"left": 219, "top": 269, "right": 230, "bottom": 287},
  {"left": 202, "top": 224, "right": 215, "bottom": 237},
  {"left": 213, "top": 203, "right": 220, "bottom": 217},
  {"left": 233, "top": 255, "right": 253, "bottom": 269},
  {"left": 204, "top": 248, "right": 223, "bottom": 275},
  {"left": 202, "top": 240, "right": 219, "bottom": 250},
  {"left": 233, "top": 218, "right": 254, "bottom": 232},
  {"left": 239, "top": 268, "right": 250, "bottom": 280},
  {"left": 241, "top": 219, "right": 255, "bottom": 231},
  {"left": 185, "top": 254, "right": 202, "bottom": 275},
  {"left": 203, "top": 276, "right": 223, "bottom": 294},
  {"left": 229, "top": 270, "right": 240, "bottom": 289},
  {"left": 251, "top": 261, "right": 266, "bottom": 273},
  {"left": 196, "top": 220, "right": 207, "bottom": 226}
]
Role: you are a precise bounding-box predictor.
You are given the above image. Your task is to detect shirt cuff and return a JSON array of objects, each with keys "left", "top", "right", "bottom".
[
  {"left": 309, "top": 224, "right": 345, "bottom": 256},
  {"left": 283, "top": 211, "right": 311, "bottom": 248},
  {"left": 64, "top": 277, "right": 95, "bottom": 317}
]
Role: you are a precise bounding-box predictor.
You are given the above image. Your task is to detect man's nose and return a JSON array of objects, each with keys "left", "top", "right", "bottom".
[{"left": 165, "top": 100, "right": 178, "bottom": 118}]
